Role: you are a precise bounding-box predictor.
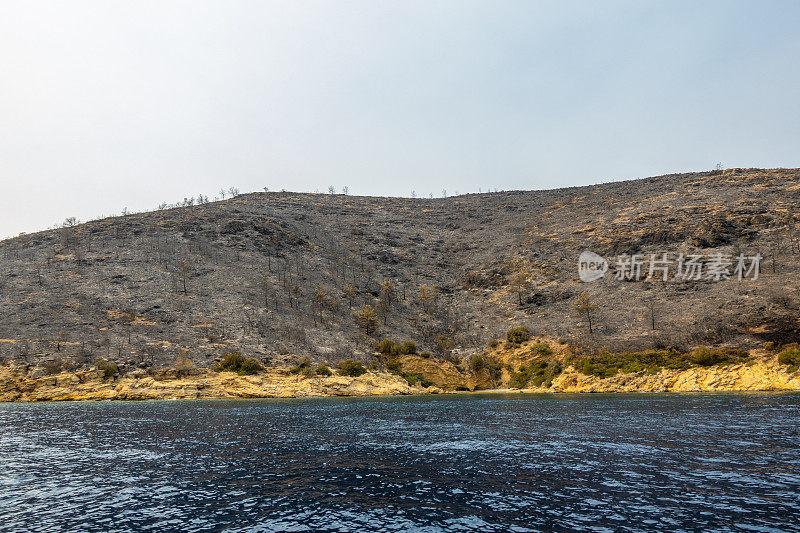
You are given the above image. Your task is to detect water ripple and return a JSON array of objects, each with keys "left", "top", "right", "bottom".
[{"left": 1, "top": 393, "right": 799, "bottom": 532}]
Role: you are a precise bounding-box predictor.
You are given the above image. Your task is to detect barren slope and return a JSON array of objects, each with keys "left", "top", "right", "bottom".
[{"left": 1, "top": 168, "right": 799, "bottom": 372}]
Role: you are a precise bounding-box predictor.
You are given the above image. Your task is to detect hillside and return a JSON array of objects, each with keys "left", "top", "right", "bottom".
[{"left": 2, "top": 168, "right": 800, "bottom": 380}]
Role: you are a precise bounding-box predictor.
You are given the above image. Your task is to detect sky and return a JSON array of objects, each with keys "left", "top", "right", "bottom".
[{"left": 1, "top": 1, "right": 799, "bottom": 238}]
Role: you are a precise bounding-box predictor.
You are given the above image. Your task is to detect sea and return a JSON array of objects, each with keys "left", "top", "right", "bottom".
[{"left": 1, "top": 393, "right": 799, "bottom": 532}]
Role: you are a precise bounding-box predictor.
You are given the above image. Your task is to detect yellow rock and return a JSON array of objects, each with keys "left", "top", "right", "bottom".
[{"left": 1, "top": 356, "right": 798, "bottom": 402}]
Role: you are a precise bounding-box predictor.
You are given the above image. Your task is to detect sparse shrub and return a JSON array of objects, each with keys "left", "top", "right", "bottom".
[
  {"left": 509, "top": 360, "right": 563, "bottom": 389},
  {"left": 508, "top": 369, "right": 531, "bottom": 389},
  {"left": 377, "top": 339, "right": 417, "bottom": 356},
  {"left": 530, "top": 342, "right": 553, "bottom": 357},
  {"left": 215, "top": 352, "right": 246, "bottom": 372},
  {"left": 485, "top": 356, "right": 503, "bottom": 383},
  {"left": 470, "top": 354, "right": 502, "bottom": 383},
  {"left": 290, "top": 357, "right": 312, "bottom": 374},
  {"left": 689, "top": 347, "right": 720, "bottom": 366},
  {"left": 377, "top": 339, "right": 396, "bottom": 354},
  {"left": 238, "top": 358, "right": 262, "bottom": 376},
  {"left": 778, "top": 344, "right": 800, "bottom": 372},
  {"left": 720, "top": 348, "right": 750, "bottom": 360},
  {"left": 386, "top": 359, "right": 401, "bottom": 373},
  {"left": 572, "top": 347, "right": 750, "bottom": 378},
  {"left": 338, "top": 359, "right": 367, "bottom": 377},
  {"left": 470, "top": 354, "right": 487, "bottom": 372},
  {"left": 399, "top": 341, "right": 417, "bottom": 355},
  {"left": 531, "top": 361, "right": 562, "bottom": 388},
  {"left": 763, "top": 341, "right": 775, "bottom": 352},
  {"left": 401, "top": 373, "right": 434, "bottom": 387},
  {"left": 689, "top": 347, "right": 747, "bottom": 367},
  {"left": 489, "top": 339, "right": 500, "bottom": 349},
  {"left": 507, "top": 326, "right": 530, "bottom": 344},
  {"left": 316, "top": 365, "right": 332, "bottom": 376},
  {"left": 95, "top": 359, "right": 119, "bottom": 379},
  {"left": 214, "top": 352, "right": 262, "bottom": 375}
]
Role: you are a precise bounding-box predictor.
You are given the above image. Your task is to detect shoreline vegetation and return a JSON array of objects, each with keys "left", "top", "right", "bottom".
[{"left": 3, "top": 334, "right": 799, "bottom": 402}]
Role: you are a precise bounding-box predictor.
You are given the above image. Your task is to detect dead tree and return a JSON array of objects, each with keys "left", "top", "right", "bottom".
[{"left": 572, "top": 292, "right": 598, "bottom": 334}]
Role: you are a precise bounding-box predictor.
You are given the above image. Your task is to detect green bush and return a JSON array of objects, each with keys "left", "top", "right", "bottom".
[
  {"left": 95, "top": 359, "right": 119, "bottom": 379},
  {"left": 400, "top": 341, "right": 417, "bottom": 355},
  {"left": 214, "top": 352, "right": 262, "bottom": 375},
  {"left": 377, "top": 339, "right": 396, "bottom": 354},
  {"left": 471, "top": 354, "right": 503, "bottom": 382},
  {"left": 238, "top": 358, "right": 263, "bottom": 375},
  {"left": 690, "top": 347, "right": 723, "bottom": 366},
  {"left": 507, "top": 326, "right": 530, "bottom": 344},
  {"left": 377, "top": 339, "right": 417, "bottom": 356},
  {"left": 572, "top": 347, "right": 750, "bottom": 378},
  {"left": 316, "top": 365, "right": 332, "bottom": 376},
  {"left": 509, "top": 360, "right": 562, "bottom": 389},
  {"left": 531, "top": 342, "right": 553, "bottom": 357},
  {"left": 778, "top": 344, "right": 800, "bottom": 371},
  {"left": 486, "top": 357, "right": 503, "bottom": 382},
  {"left": 401, "top": 373, "right": 434, "bottom": 387},
  {"left": 215, "top": 352, "right": 246, "bottom": 372},
  {"left": 386, "top": 359, "right": 401, "bottom": 373},
  {"left": 419, "top": 351, "right": 431, "bottom": 359},
  {"left": 689, "top": 347, "right": 748, "bottom": 367},
  {"left": 470, "top": 354, "right": 487, "bottom": 372},
  {"left": 338, "top": 359, "right": 367, "bottom": 377},
  {"left": 531, "top": 361, "right": 562, "bottom": 387},
  {"left": 508, "top": 369, "right": 530, "bottom": 389}
]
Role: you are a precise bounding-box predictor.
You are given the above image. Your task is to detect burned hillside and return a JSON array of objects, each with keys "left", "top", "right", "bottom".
[{"left": 1, "top": 168, "right": 799, "bottom": 370}]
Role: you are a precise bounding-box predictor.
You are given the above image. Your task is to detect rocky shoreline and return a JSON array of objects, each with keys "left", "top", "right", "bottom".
[
  {"left": 1, "top": 356, "right": 798, "bottom": 402},
  {"left": 0, "top": 366, "right": 419, "bottom": 402}
]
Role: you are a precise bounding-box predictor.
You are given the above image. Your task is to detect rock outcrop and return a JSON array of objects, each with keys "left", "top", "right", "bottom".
[
  {"left": 0, "top": 366, "right": 416, "bottom": 402},
  {"left": 546, "top": 359, "right": 800, "bottom": 393},
  {"left": 2, "top": 355, "right": 798, "bottom": 402}
]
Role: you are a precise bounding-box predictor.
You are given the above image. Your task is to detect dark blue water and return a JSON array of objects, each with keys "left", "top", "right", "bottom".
[{"left": 1, "top": 393, "right": 799, "bottom": 532}]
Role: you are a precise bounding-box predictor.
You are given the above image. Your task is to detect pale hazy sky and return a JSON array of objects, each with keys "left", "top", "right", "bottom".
[{"left": 1, "top": 1, "right": 799, "bottom": 238}]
